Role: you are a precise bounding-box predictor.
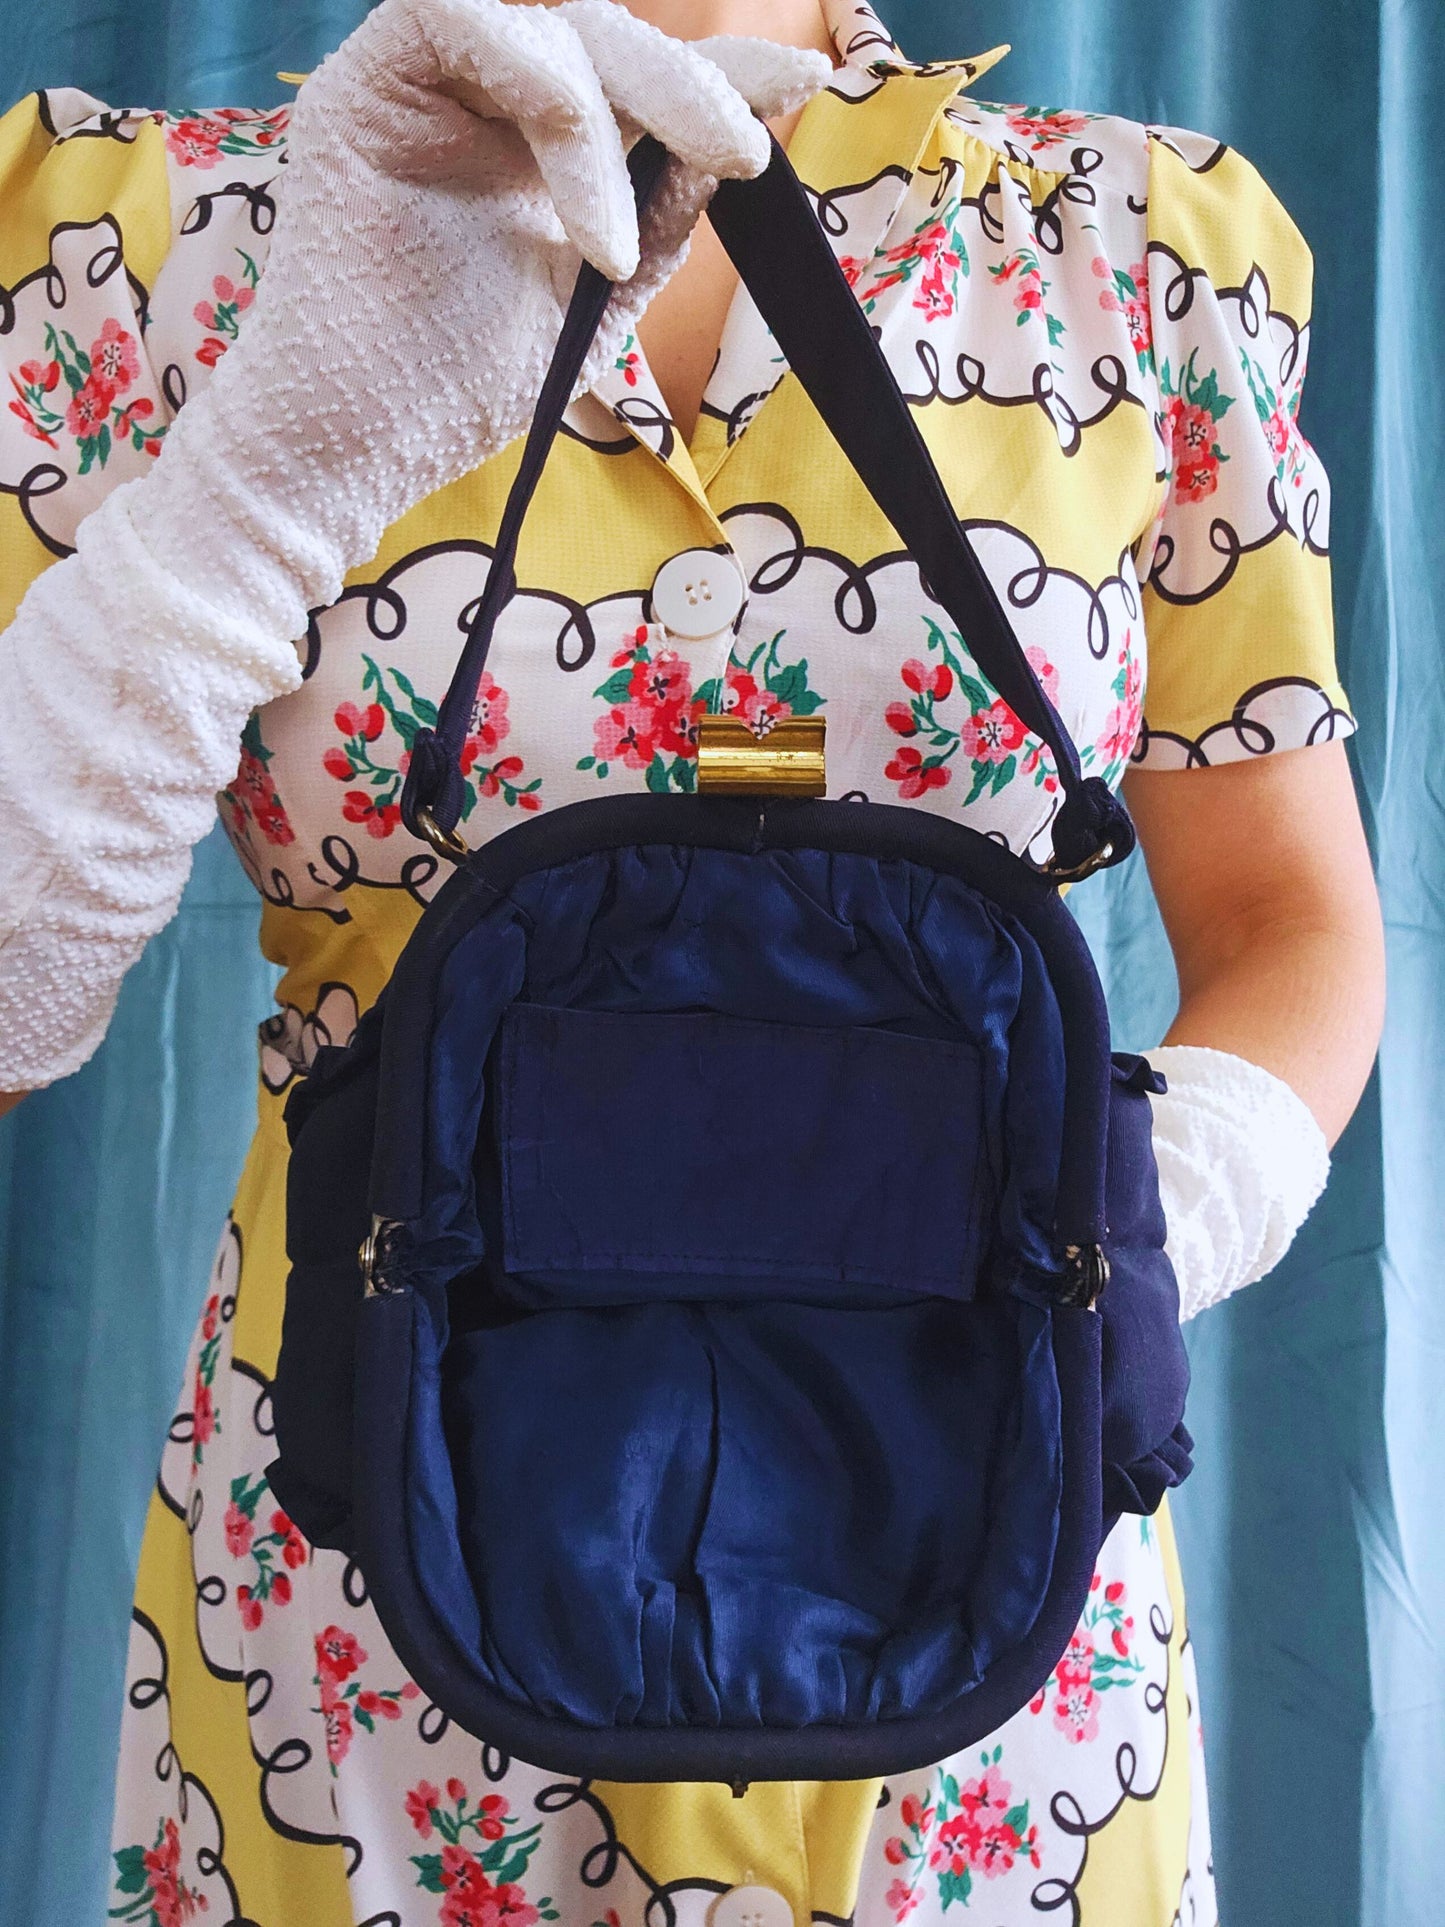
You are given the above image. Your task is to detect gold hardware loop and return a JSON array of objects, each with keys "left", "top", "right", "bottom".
[{"left": 414, "top": 805, "right": 470, "bottom": 865}]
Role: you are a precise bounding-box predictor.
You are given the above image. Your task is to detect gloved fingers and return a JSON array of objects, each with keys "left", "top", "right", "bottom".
[
  {"left": 690, "top": 34, "right": 837, "bottom": 122},
  {"left": 438, "top": 0, "right": 652, "bottom": 280},
  {"left": 337, "top": 0, "right": 645, "bottom": 280},
  {"left": 561, "top": 0, "right": 823, "bottom": 180}
]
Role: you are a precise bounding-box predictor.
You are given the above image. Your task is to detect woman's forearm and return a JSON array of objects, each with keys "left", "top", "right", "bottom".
[
  {"left": 1125, "top": 744, "right": 1384, "bottom": 1319},
  {"left": 1162, "top": 913, "right": 1384, "bottom": 1147},
  {"left": 1127, "top": 743, "right": 1385, "bottom": 1147}
]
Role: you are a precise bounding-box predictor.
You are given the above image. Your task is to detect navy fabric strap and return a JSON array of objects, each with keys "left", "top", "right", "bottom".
[
  {"left": 401, "top": 138, "right": 674, "bottom": 841},
  {"left": 401, "top": 135, "right": 1134, "bottom": 876}
]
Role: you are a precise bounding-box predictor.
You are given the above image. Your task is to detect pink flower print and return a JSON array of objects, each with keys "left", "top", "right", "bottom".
[
  {"left": 975, "top": 1824, "right": 1024, "bottom": 1879},
  {"left": 593, "top": 699, "right": 660, "bottom": 772},
  {"left": 335, "top": 700, "right": 385, "bottom": 742},
  {"left": 990, "top": 251, "right": 1044, "bottom": 314},
  {"left": 315, "top": 1625, "right": 368, "bottom": 1685},
  {"left": 1003, "top": 105, "right": 1094, "bottom": 151},
  {"left": 907, "top": 222, "right": 950, "bottom": 265},
  {"left": 1175, "top": 456, "right": 1219, "bottom": 503},
  {"left": 208, "top": 274, "right": 252, "bottom": 321},
  {"left": 902, "top": 658, "right": 954, "bottom": 701},
  {"left": 885, "top": 746, "right": 952, "bottom": 800},
  {"left": 275, "top": 1510, "right": 312, "bottom": 1572},
  {"left": 720, "top": 670, "right": 781, "bottom": 734},
  {"left": 19, "top": 357, "right": 61, "bottom": 394},
  {"left": 166, "top": 115, "right": 225, "bottom": 167},
  {"left": 1024, "top": 644, "right": 1061, "bottom": 704},
  {"left": 885, "top": 701, "right": 919, "bottom": 737},
  {"left": 633, "top": 647, "right": 690, "bottom": 711},
  {"left": 1265, "top": 401, "right": 1293, "bottom": 462},
  {"left": 192, "top": 256, "right": 262, "bottom": 364},
  {"left": 230, "top": 737, "right": 295, "bottom": 846},
  {"left": 467, "top": 673, "right": 510, "bottom": 755},
  {"left": 320, "top": 1674, "right": 355, "bottom": 1766},
  {"left": 839, "top": 254, "right": 870, "bottom": 288},
  {"left": 406, "top": 1781, "right": 442, "bottom": 1836},
  {"left": 477, "top": 755, "right": 540, "bottom": 811},
  {"left": 113, "top": 393, "right": 157, "bottom": 446},
  {"left": 957, "top": 1762, "right": 1013, "bottom": 1827},
  {"left": 356, "top": 1688, "right": 403, "bottom": 1722},
  {"left": 446, "top": 1886, "right": 540, "bottom": 1927},
  {"left": 477, "top": 1793, "right": 510, "bottom": 1841},
  {"left": 9, "top": 358, "right": 63, "bottom": 448},
  {"left": 223, "top": 1500, "right": 254, "bottom": 1560},
  {"left": 65, "top": 371, "right": 116, "bottom": 439},
  {"left": 899, "top": 1791, "right": 932, "bottom": 1831},
  {"left": 191, "top": 1373, "right": 215, "bottom": 1449},
  {"left": 1166, "top": 395, "right": 1223, "bottom": 503},
  {"left": 1095, "top": 256, "right": 1153, "bottom": 359},
  {"left": 959, "top": 701, "right": 1026, "bottom": 764},
  {"left": 342, "top": 791, "right": 403, "bottom": 838},
  {"left": 91, "top": 318, "right": 140, "bottom": 394},
  {"left": 237, "top": 1585, "right": 263, "bottom": 1633},
  {"left": 915, "top": 263, "right": 955, "bottom": 319},
  {"left": 441, "top": 1846, "right": 488, "bottom": 1897},
  {"left": 1094, "top": 701, "right": 1139, "bottom": 766},
  {"left": 137, "top": 1815, "right": 208, "bottom": 1927},
  {"left": 1053, "top": 1676, "right": 1100, "bottom": 1742},
  {"left": 884, "top": 1878, "right": 921, "bottom": 1921},
  {"left": 1056, "top": 1630, "right": 1096, "bottom": 1689}
]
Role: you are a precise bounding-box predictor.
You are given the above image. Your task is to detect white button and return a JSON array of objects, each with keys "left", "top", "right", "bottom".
[
  {"left": 709, "top": 1885, "right": 795, "bottom": 1927},
  {"left": 650, "top": 548, "right": 747, "bottom": 641}
]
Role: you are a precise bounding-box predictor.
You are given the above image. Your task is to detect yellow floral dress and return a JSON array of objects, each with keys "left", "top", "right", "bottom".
[{"left": 0, "top": 3, "right": 1351, "bottom": 1922}]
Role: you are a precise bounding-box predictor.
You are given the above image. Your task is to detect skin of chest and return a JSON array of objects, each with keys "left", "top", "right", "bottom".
[
  {"left": 636, "top": 213, "right": 748, "bottom": 445},
  {"left": 634, "top": 87, "right": 821, "bottom": 443}
]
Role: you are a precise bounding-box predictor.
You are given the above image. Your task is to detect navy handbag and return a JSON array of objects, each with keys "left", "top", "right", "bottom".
[{"left": 268, "top": 136, "right": 1193, "bottom": 1789}]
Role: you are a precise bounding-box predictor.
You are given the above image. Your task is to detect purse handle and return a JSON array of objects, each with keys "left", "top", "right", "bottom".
[{"left": 401, "top": 135, "right": 1135, "bottom": 881}]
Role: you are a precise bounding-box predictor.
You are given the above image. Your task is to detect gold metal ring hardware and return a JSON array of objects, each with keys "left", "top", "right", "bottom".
[
  {"left": 1040, "top": 839, "right": 1115, "bottom": 885},
  {"left": 414, "top": 805, "right": 470, "bottom": 865}
]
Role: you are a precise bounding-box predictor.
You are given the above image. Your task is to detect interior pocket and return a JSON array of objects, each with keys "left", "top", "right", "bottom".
[
  {"left": 437, "top": 1295, "right": 1062, "bottom": 1729},
  {"left": 493, "top": 1003, "right": 994, "bottom": 1308}
]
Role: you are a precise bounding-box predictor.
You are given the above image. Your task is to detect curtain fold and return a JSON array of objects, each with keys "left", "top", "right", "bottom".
[{"left": 0, "top": 3, "right": 1438, "bottom": 1923}]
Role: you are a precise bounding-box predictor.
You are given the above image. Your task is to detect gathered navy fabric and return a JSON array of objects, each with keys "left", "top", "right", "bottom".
[
  {"left": 272, "top": 802, "right": 1192, "bottom": 1778},
  {"left": 386, "top": 846, "right": 1072, "bottom": 1728}
]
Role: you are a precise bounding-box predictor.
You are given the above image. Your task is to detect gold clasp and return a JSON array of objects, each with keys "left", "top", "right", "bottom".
[{"left": 695, "top": 714, "right": 827, "bottom": 797}]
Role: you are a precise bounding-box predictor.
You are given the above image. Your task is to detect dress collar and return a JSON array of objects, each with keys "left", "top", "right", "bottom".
[{"left": 584, "top": 6, "right": 1011, "bottom": 499}]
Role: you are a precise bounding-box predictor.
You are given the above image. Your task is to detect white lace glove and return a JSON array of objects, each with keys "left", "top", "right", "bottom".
[
  {"left": 0, "top": 0, "right": 832, "bottom": 1090},
  {"left": 1148, "top": 1045, "right": 1331, "bottom": 1322}
]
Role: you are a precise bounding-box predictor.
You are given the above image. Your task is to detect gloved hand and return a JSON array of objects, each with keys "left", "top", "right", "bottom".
[
  {"left": 0, "top": 0, "right": 833, "bottom": 1090},
  {"left": 1148, "top": 1045, "right": 1331, "bottom": 1322},
  {"left": 138, "top": 0, "right": 833, "bottom": 632}
]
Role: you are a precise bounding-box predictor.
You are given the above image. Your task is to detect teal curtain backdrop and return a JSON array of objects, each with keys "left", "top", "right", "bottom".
[{"left": 0, "top": 2, "right": 1438, "bottom": 1922}]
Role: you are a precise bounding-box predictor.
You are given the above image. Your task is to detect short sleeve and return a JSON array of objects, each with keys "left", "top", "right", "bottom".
[
  {"left": 1132, "top": 132, "right": 1354, "bottom": 768},
  {"left": 0, "top": 90, "right": 288, "bottom": 627}
]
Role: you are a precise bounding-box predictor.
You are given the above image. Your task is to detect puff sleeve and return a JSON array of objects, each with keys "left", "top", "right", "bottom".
[{"left": 1133, "top": 131, "right": 1354, "bottom": 768}]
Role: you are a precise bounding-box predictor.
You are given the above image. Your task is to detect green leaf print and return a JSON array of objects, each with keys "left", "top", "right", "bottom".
[
  {"left": 411, "top": 1854, "right": 448, "bottom": 1893},
  {"left": 111, "top": 1847, "right": 148, "bottom": 1897},
  {"left": 594, "top": 666, "right": 637, "bottom": 705}
]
